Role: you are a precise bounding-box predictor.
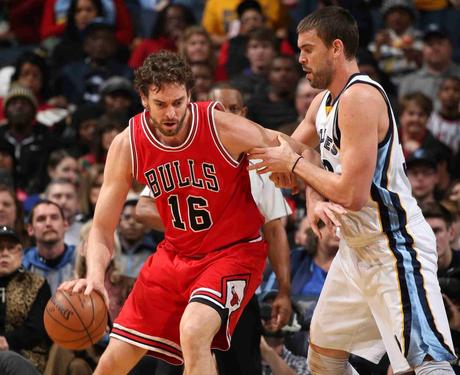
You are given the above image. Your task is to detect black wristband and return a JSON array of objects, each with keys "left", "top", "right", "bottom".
[{"left": 291, "top": 155, "right": 303, "bottom": 173}]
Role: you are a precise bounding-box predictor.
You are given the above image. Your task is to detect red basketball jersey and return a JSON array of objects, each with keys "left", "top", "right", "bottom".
[{"left": 129, "top": 101, "right": 264, "bottom": 257}]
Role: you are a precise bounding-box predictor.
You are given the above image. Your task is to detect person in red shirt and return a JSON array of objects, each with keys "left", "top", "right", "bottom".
[{"left": 60, "top": 50, "right": 310, "bottom": 374}]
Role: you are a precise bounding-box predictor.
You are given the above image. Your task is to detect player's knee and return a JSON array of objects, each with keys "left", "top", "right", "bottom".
[
  {"left": 307, "top": 347, "right": 355, "bottom": 375},
  {"left": 180, "top": 315, "right": 212, "bottom": 350}
]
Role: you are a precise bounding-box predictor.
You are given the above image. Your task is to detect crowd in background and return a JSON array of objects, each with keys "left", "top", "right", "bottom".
[{"left": 0, "top": 0, "right": 460, "bottom": 374}]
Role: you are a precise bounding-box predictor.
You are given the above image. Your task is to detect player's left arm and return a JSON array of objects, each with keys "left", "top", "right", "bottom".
[{"left": 250, "top": 85, "right": 382, "bottom": 211}]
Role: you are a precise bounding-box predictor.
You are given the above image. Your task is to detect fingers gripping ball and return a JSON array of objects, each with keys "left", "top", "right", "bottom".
[{"left": 44, "top": 290, "right": 108, "bottom": 350}]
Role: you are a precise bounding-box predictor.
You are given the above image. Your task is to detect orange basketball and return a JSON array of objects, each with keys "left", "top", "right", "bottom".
[{"left": 44, "top": 289, "right": 108, "bottom": 350}]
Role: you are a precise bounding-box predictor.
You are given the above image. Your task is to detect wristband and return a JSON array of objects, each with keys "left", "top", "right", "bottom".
[{"left": 291, "top": 156, "right": 303, "bottom": 173}]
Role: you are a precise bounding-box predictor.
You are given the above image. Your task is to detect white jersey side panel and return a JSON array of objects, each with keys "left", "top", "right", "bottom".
[{"left": 315, "top": 74, "right": 422, "bottom": 242}]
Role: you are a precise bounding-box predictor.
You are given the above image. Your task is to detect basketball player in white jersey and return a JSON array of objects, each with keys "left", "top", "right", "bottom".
[{"left": 249, "top": 6, "right": 456, "bottom": 375}]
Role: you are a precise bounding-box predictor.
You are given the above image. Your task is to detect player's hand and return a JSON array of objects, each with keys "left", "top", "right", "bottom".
[
  {"left": 308, "top": 201, "right": 346, "bottom": 239},
  {"left": 59, "top": 278, "right": 110, "bottom": 309},
  {"left": 271, "top": 291, "right": 292, "bottom": 330},
  {"left": 248, "top": 136, "right": 299, "bottom": 175}
]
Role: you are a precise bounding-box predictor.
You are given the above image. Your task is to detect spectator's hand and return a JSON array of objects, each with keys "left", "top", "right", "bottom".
[
  {"left": 59, "top": 278, "right": 110, "bottom": 309},
  {"left": 271, "top": 292, "right": 292, "bottom": 330},
  {"left": 308, "top": 201, "right": 346, "bottom": 239},
  {"left": 374, "top": 30, "right": 391, "bottom": 48},
  {"left": 0, "top": 336, "right": 9, "bottom": 351},
  {"left": 443, "top": 294, "right": 460, "bottom": 332}
]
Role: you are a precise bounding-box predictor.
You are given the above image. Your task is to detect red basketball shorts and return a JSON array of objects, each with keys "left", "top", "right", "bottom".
[{"left": 110, "top": 238, "right": 267, "bottom": 365}]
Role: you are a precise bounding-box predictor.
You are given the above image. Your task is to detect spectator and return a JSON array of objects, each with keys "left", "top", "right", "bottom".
[
  {"left": 129, "top": 4, "right": 196, "bottom": 69},
  {"left": 0, "top": 184, "right": 30, "bottom": 246},
  {"left": 218, "top": 0, "right": 293, "bottom": 79},
  {"left": 47, "top": 149, "right": 80, "bottom": 186},
  {"left": 247, "top": 54, "right": 300, "bottom": 130},
  {"left": 41, "top": 0, "right": 133, "bottom": 49},
  {"left": 427, "top": 76, "right": 460, "bottom": 154},
  {"left": 190, "top": 62, "right": 215, "bottom": 101},
  {"left": 443, "top": 180, "right": 460, "bottom": 251},
  {"left": 399, "top": 23, "right": 460, "bottom": 107},
  {"left": 398, "top": 92, "right": 451, "bottom": 158},
  {"left": 45, "top": 179, "right": 86, "bottom": 247},
  {"left": 406, "top": 148, "right": 439, "bottom": 205},
  {"left": 56, "top": 19, "right": 132, "bottom": 104},
  {"left": 117, "top": 199, "right": 156, "bottom": 278},
  {"left": 79, "top": 112, "right": 128, "bottom": 170},
  {"left": 231, "top": 27, "right": 278, "bottom": 99},
  {"left": 201, "top": 0, "right": 288, "bottom": 47},
  {"left": 23, "top": 200, "right": 76, "bottom": 293},
  {"left": 259, "top": 291, "right": 310, "bottom": 375},
  {"left": 179, "top": 26, "right": 226, "bottom": 81},
  {"left": 0, "top": 226, "right": 51, "bottom": 373},
  {"left": 0, "top": 85, "right": 59, "bottom": 195},
  {"left": 0, "top": 350, "right": 40, "bottom": 375},
  {"left": 368, "top": 0, "right": 423, "bottom": 87},
  {"left": 99, "top": 76, "right": 139, "bottom": 117},
  {"left": 79, "top": 163, "right": 104, "bottom": 218}
]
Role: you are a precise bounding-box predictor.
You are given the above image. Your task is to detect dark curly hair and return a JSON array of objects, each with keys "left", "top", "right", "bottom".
[{"left": 134, "top": 51, "right": 194, "bottom": 97}]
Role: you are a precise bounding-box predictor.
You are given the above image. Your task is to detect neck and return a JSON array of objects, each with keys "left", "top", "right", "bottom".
[
  {"left": 426, "top": 61, "right": 450, "bottom": 75},
  {"left": 440, "top": 108, "right": 460, "bottom": 119},
  {"left": 37, "top": 241, "right": 66, "bottom": 260},
  {"left": 314, "top": 245, "right": 335, "bottom": 271},
  {"left": 328, "top": 60, "right": 360, "bottom": 100}
]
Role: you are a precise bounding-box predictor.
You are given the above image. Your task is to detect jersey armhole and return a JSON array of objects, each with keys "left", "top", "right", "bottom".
[
  {"left": 207, "top": 101, "right": 240, "bottom": 167},
  {"left": 128, "top": 117, "right": 139, "bottom": 181}
]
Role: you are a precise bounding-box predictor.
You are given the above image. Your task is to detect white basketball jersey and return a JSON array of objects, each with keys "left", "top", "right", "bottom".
[{"left": 316, "top": 74, "right": 422, "bottom": 241}]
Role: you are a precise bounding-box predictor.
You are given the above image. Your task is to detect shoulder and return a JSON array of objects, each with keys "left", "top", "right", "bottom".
[{"left": 340, "top": 83, "right": 386, "bottom": 110}]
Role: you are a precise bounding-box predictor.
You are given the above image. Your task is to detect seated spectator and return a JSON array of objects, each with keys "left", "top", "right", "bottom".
[
  {"left": 201, "top": 0, "right": 288, "bottom": 47},
  {"left": 218, "top": 0, "right": 293, "bottom": 79},
  {"left": 0, "top": 85, "right": 60, "bottom": 195},
  {"left": 231, "top": 27, "right": 278, "bottom": 100},
  {"left": 23, "top": 200, "right": 76, "bottom": 293},
  {"left": 79, "top": 112, "right": 128, "bottom": 170},
  {"left": 258, "top": 291, "right": 310, "bottom": 375},
  {"left": 179, "top": 26, "right": 227, "bottom": 82},
  {"left": 443, "top": 179, "right": 460, "bottom": 251},
  {"left": 406, "top": 149, "right": 439, "bottom": 205},
  {"left": 399, "top": 23, "right": 460, "bottom": 107},
  {"left": 190, "top": 62, "right": 215, "bottom": 101},
  {"left": 79, "top": 163, "right": 104, "bottom": 219},
  {"left": 0, "top": 226, "right": 51, "bottom": 373},
  {"left": 398, "top": 92, "right": 451, "bottom": 158},
  {"left": 427, "top": 76, "right": 460, "bottom": 154},
  {"left": 47, "top": 149, "right": 80, "bottom": 186},
  {"left": 41, "top": 0, "right": 133, "bottom": 49},
  {"left": 129, "top": 4, "right": 196, "bottom": 70},
  {"left": 117, "top": 199, "right": 156, "bottom": 278},
  {"left": 45, "top": 179, "right": 86, "bottom": 247},
  {"left": 0, "top": 184, "right": 30, "bottom": 246},
  {"left": 247, "top": 54, "right": 300, "bottom": 130},
  {"left": 55, "top": 19, "right": 132, "bottom": 104},
  {"left": 368, "top": 0, "right": 423, "bottom": 87},
  {"left": 99, "top": 76, "right": 139, "bottom": 118}
]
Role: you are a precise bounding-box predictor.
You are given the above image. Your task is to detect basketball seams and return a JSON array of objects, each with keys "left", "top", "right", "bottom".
[{"left": 60, "top": 291, "right": 94, "bottom": 344}]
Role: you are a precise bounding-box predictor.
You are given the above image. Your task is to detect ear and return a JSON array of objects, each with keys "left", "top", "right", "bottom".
[
  {"left": 27, "top": 224, "right": 34, "bottom": 237},
  {"left": 332, "top": 39, "right": 344, "bottom": 57},
  {"left": 140, "top": 92, "right": 148, "bottom": 109},
  {"left": 241, "top": 106, "right": 248, "bottom": 117},
  {"left": 448, "top": 224, "right": 456, "bottom": 242}
]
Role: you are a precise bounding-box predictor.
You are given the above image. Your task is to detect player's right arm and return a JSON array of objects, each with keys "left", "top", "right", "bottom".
[{"left": 60, "top": 129, "right": 133, "bottom": 303}]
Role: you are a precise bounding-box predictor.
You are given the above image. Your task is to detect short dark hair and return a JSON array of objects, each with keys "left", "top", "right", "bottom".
[
  {"left": 29, "top": 199, "right": 65, "bottom": 224},
  {"left": 422, "top": 202, "right": 453, "bottom": 227},
  {"left": 297, "top": 6, "right": 359, "bottom": 60},
  {"left": 134, "top": 51, "right": 195, "bottom": 97},
  {"left": 246, "top": 27, "right": 278, "bottom": 51},
  {"left": 399, "top": 92, "right": 433, "bottom": 117}
]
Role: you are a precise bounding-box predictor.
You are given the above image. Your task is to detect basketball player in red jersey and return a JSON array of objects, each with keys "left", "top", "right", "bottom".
[{"left": 60, "top": 51, "right": 307, "bottom": 375}]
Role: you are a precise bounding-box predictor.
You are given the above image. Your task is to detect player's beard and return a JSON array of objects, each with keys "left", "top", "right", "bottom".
[
  {"left": 150, "top": 108, "right": 188, "bottom": 137},
  {"left": 309, "top": 63, "right": 334, "bottom": 90}
]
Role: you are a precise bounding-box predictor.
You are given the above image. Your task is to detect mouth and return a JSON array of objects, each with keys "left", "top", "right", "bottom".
[{"left": 163, "top": 122, "right": 177, "bottom": 128}]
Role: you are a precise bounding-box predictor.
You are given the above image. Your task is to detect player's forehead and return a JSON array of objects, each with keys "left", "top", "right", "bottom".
[
  {"left": 147, "top": 83, "right": 188, "bottom": 102},
  {"left": 297, "top": 29, "right": 322, "bottom": 49}
]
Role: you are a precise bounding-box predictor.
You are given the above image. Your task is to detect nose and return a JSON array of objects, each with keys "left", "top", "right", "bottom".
[{"left": 165, "top": 105, "right": 175, "bottom": 119}]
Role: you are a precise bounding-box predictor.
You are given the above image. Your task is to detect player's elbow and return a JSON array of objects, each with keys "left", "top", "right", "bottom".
[{"left": 342, "top": 194, "right": 367, "bottom": 212}]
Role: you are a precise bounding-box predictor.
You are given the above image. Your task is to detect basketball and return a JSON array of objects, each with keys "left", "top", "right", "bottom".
[{"left": 44, "top": 289, "right": 108, "bottom": 350}]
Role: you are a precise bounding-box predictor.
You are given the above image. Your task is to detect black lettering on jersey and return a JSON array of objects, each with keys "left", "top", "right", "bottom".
[
  {"left": 322, "top": 159, "right": 335, "bottom": 173},
  {"left": 319, "top": 128, "right": 325, "bottom": 143},
  {"left": 158, "top": 163, "right": 175, "bottom": 193},
  {"left": 145, "top": 169, "right": 161, "bottom": 198},
  {"left": 202, "top": 163, "right": 219, "bottom": 192},
  {"left": 173, "top": 160, "right": 191, "bottom": 188},
  {"left": 324, "top": 136, "right": 333, "bottom": 152},
  {"left": 188, "top": 160, "right": 204, "bottom": 188},
  {"left": 330, "top": 144, "right": 338, "bottom": 156}
]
